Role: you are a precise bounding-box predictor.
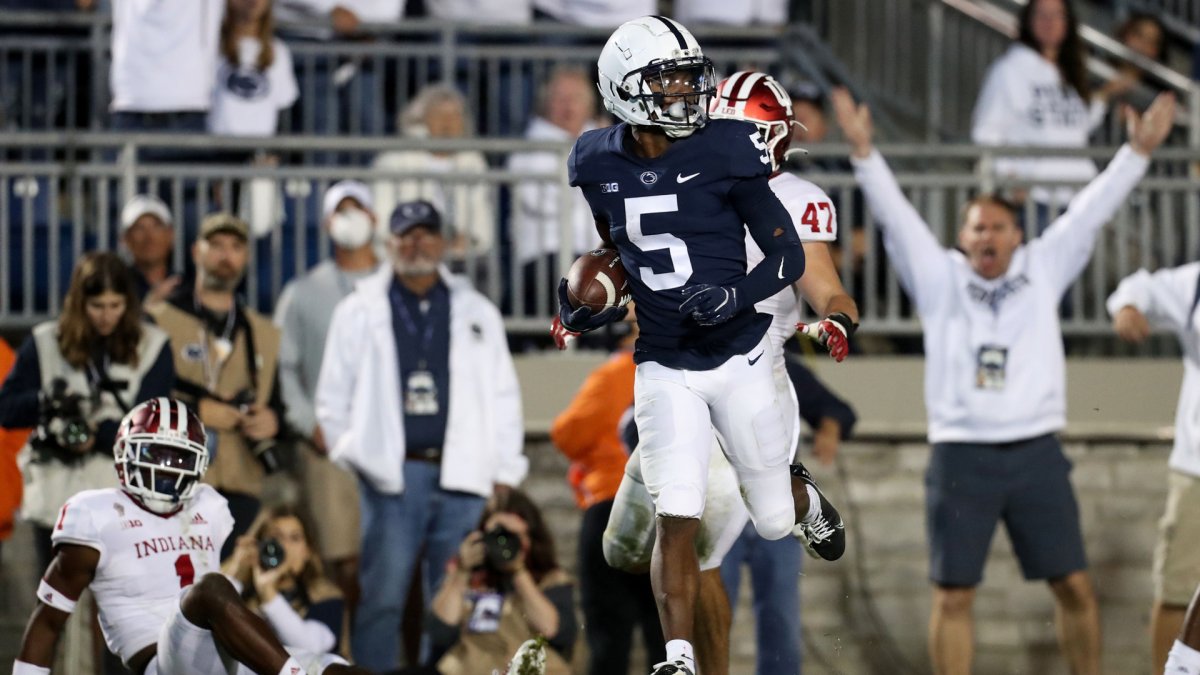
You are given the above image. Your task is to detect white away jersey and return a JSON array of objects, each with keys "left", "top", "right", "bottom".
[
  {"left": 50, "top": 486, "right": 234, "bottom": 663},
  {"left": 747, "top": 172, "right": 838, "bottom": 350}
]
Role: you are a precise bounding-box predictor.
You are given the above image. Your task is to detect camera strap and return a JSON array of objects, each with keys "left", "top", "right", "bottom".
[{"left": 86, "top": 355, "right": 132, "bottom": 415}]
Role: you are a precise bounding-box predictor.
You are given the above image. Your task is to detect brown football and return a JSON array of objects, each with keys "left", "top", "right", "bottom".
[{"left": 566, "top": 248, "right": 629, "bottom": 312}]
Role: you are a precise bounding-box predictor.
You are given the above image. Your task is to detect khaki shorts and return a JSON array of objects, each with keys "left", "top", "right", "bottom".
[
  {"left": 1153, "top": 470, "right": 1200, "bottom": 606},
  {"left": 298, "top": 440, "right": 361, "bottom": 562}
]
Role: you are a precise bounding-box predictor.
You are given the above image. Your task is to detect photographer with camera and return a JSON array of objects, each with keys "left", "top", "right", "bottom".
[
  {"left": 148, "top": 212, "right": 285, "bottom": 557},
  {"left": 0, "top": 252, "right": 175, "bottom": 572},
  {"left": 426, "top": 489, "right": 576, "bottom": 675},
  {"left": 222, "top": 504, "right": 345, "bottom": 654}
]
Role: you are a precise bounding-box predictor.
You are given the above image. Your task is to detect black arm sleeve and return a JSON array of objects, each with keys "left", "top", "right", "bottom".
[
  {"left": 729, "top": 177, "right": 805, "bottom": 305},
  {"left": 785, "top": 356, "right": 858, "bottom": 439},
  {"left": 543, "top": 582, "right": 578, "bottom": 657},
  {"left": 0, "top": 338, "right": 43, "bottom": 428},
  {"left": 424, "top": 609, "right": 462, "bottom": 664}
]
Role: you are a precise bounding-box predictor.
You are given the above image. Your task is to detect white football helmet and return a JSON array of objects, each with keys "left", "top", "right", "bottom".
[{"left": 597, "top": 16, "right": 717, "bottom": 138}]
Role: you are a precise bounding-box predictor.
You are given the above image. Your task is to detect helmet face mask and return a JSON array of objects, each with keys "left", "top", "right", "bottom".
[
  {"left": 598, "top": 16, "right": 716, "bottom": 138},
  {"left": 114, "top": 398, "right": 209, "bottom": 515}
]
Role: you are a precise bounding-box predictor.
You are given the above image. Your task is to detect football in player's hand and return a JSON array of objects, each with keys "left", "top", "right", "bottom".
[{"left": 566, "top": 248, "right": 629, "bottom": 312}]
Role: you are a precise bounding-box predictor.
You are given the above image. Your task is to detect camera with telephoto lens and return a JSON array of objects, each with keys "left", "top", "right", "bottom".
[
  {"left": 31, "top": 378, "right": 93, "bottom": 463},
  {"left": 229, "top": 389, "right": 282, "bottom": 474},
  {"left": 482, "top": 525, "right": 522, "bottom": 572},
  {"left": 258, "top": 538, "right": 285, "bottom": 571}
]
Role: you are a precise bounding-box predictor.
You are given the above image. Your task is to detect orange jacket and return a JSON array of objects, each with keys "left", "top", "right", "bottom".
[
  {"left": 0, "top": 338, "right": 30, "bottom": 541},
  {"left": 550, "top": 351, "right": 635, "bottom": 510}
]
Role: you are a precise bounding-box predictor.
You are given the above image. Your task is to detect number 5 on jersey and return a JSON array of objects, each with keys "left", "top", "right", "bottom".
[{"left": 624, "top": 195, "right": 694, "bottom": 291}]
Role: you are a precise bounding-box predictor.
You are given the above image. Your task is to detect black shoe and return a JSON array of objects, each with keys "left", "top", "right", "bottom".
[
  {"left": 791, "top": 462, "right": 846, "bottom": 561},
  {"left": 650, "top": 660, "right": 695, "bottom": 675}
]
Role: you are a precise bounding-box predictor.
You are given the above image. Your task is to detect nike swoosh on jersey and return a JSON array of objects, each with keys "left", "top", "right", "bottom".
[
  {"left": 748, "top": 351, "right": 764, "bottom": 366},
  {"left": 676, "top": 172, "right": 701, "bottom": 183},
  {"left": 777, "top": 258, "right": 785, "bottom": 279}
]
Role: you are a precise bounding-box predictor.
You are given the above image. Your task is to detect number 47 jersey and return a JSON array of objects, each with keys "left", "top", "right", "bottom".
[
  {"left": 50, "top": 485, "right": 234, "bottom": 664},
  {"left": 569, "top": 118, "right": 782, "bottom": 371}
]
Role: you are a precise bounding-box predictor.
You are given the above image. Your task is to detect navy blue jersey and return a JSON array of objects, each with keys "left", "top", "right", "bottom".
[{"left": 569, "top": 119, "right": 778, "bottom": 370}]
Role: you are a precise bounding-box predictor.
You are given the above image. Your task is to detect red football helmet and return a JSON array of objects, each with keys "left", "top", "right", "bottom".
[
  {"left": 113, "top": 398, "right": 209, "bottom": 514},
  {"left": 709, "top": 71, "right": 800, "bottom": 172}
]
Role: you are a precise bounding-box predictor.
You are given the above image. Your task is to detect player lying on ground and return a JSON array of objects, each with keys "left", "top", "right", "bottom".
[
  {"left": 13, "top": 397, "right": 368, "bottom": 675},
  {"left": 600, "top": 70, "right": 858, "bottom": 675}
]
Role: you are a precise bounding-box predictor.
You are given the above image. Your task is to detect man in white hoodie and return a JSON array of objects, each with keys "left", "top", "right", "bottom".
[
  {"left": 316, "top": 199, "right": 527, "bottom": 672},
  {"left": 833, "top": 87, "right": 1176, "bottom": 675}
]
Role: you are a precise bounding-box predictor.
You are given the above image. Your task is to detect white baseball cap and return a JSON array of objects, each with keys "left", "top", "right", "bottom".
[
  {"left": 120, "top": 194, "right": 173, "bottom": 232},
  {"left": 322, "top": 180, "right": 374, "bottom": 220}
]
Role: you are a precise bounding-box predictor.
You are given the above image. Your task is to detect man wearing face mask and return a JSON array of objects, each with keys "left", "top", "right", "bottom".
[
  {"left": 316, "top": 200, "right": 527, "bottom": 672},
  {"left": 149, "top": 212, "right": 285, "bottom": 559},
  {"left": 274, "top": 180, "right": 380, "bottom": 606}
]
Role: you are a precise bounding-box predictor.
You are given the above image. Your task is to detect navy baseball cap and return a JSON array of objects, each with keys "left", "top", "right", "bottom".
[{"left": 389, "top": 200, "right": 442, "bottom": 236}]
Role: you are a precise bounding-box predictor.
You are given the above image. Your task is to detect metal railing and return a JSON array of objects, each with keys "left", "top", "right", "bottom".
[
  {"left": 0, "top": 11, "right": 787, "bottom": 137},
  {"left": 813, "top": 0, "right": 1200, "bottom": 147},
  {"left": 2, "top": 133, "right": 1198, "bottom": 339}
]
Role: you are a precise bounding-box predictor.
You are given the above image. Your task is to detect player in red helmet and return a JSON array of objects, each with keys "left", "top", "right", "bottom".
[
  {"left": 13, "top": 398, "right": 369, "bottom": 675},
  {"left": 602, "top": 71, "right": 859, "bottom": 675}
]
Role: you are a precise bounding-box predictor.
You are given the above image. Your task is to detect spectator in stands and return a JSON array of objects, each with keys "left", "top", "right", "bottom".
[
  {"left": 718, "top": 354, "right": 857, "bottom": 675},
  {"left": 274, "top": 180, "right": 379, "bottom": 611},
  {"left": 120, "top": 194, "right": 179, "bottom": 308},
  {"left": 971, "top": 0, "right": 1107, "bottom": 233},
  {"left": 428, "top": 489, "right": 577, "bottom": 674},
  {"left": 532, "top": 0, "right": 655, "bottom": 27},
  {"left": 316, "top": 199, "right": 527, "bottom": 672},
  {"left": 550, "top": 307, "right": 665, "bottom": 675},
  {"left": 673, "top": 0, "right": 786, "bottom": 26},
  {"left": 426, "top": 0, "right": 532, "bottom": 23},
  {"left": 372, "top": 84, "right": 495, "bottom": 267},
  {"left": 86, "top": 0, "right": 224, "bottom": 134},
  {"left": 0, "top": 252, "right": 175, "bottom": 573},
  {"left": 210, "top": 0, "right": 298, "bottom": 137},
  {"left": 0, "top": 337, "right": 31, "bottom": 563},
  {"left": 222, "top": 503, "right": 345, "bottom": 655},
  {"left": 1096, "top": 13, "right": 1170, "bottom": 129},
  {"left": 274, "top": 0, "right": 403, "bottom": 136},
  {"left": 148, "top": 213, "right": 285, "bottom": 558},
  {"left": 508, "top": 67, "right": 598, "bottom": 315},
  {"left": 1107, "top": 263, "right": 1200, "bottom": 673},
  {"left": 835, "top": 87, "right": 1176, "bottom": 675}
]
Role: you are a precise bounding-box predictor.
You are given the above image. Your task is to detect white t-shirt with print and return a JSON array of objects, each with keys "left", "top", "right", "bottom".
[{"left": 208, "top": 37, "right": 299, "bottom": 137}]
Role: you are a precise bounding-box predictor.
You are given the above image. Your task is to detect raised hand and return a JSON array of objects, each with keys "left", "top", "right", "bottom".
[
  {"left": 1127, "top": 91, "right": 1177, "bottom": 157},
  {"left": 831, "top": 87, "right": 873, "bottom": 159}
]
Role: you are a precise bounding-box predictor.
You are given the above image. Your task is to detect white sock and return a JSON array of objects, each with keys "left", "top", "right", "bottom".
[
  {"left": 665, "top": 639, "right": 695, "bottom": 670},
  {"left": 1167, "top": 640, "right": 1200, "bottom": 674},
  {"left": 802, "top": 484, "right": 822, "bottom": 523},
  {"left": 277, "top": 657, "right": 307, "bottom": 675}
]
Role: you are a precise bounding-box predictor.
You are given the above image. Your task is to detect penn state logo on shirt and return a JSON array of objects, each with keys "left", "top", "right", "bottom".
[
  {"left": 639, "top": 171, "right": 658, "bottom": 186},
  {"left": 220, "top": 63, "right": 270, "bottom": 101}
]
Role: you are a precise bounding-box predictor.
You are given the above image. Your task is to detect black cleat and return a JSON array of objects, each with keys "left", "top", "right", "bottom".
[
  {"left": 650, "top": 661, "right": 695, "bottom": 675},
  {"left": 791, "top": 462, "right": 846, "bottom": 561}
]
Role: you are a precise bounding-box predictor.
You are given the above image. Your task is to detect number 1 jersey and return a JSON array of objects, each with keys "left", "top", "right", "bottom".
[
  {"left": 569, "top": 119, "right": 779, "bottom": 370},
  {"left": 50, "top": 485, "right": 234, "bottom": 663}
]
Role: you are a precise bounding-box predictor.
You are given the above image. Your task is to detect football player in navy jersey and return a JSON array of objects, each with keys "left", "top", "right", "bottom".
[{"left": 551, "top": 16, "right": 841, "bottom": 675}]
